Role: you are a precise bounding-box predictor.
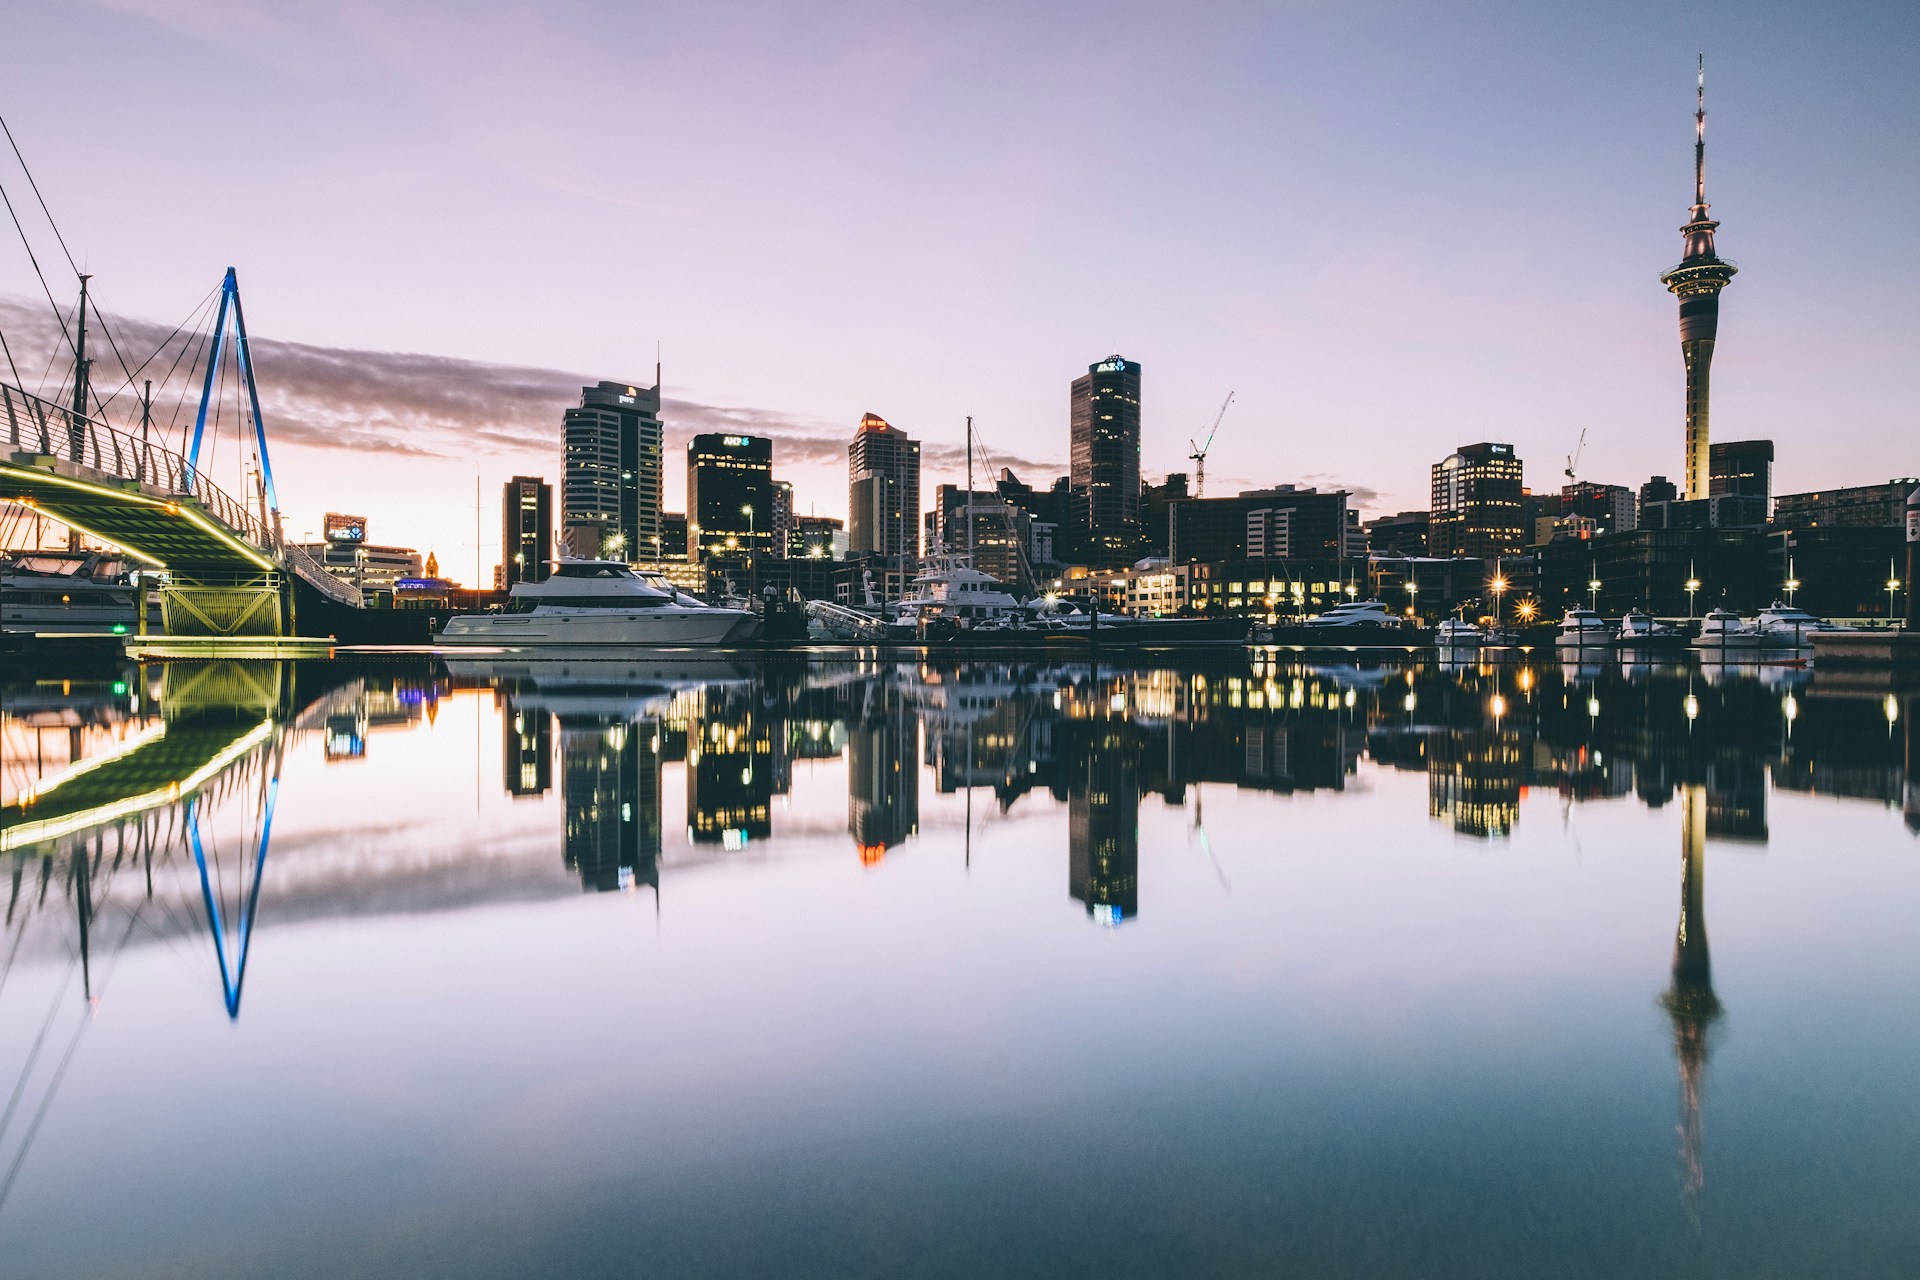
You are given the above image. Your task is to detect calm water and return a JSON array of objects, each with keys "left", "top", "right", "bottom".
[{"left": 2, "top": 651, "right": 1917, "bottom": 1278}]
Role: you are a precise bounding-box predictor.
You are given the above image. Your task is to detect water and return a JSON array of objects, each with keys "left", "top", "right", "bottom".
[{"left": 2, "top": 652, "right": 1916, "bottom": 1278}]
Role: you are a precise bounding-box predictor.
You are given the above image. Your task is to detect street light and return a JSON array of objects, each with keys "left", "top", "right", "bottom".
[
  {"left": 1489, "top": 574, "right": 1507, "bottom": 626},
  {"left": 1889, "top": 575, "right": 1902, "bottom": 621},
  {"left": 1587, "top": 577, "right": 1602, "bottom": 612},
  {"left": 1685, "top": 572, "right": 1701, "bottom": 619}
]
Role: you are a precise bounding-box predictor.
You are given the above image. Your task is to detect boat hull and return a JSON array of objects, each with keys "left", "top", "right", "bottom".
[{"left": 437, "top": 608, "right": 757, "bottom": 648}]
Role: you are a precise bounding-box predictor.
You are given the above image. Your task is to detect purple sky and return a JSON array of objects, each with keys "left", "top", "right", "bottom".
[{"left": 4, "top": 0, "right": 1916, "bottom": 574}]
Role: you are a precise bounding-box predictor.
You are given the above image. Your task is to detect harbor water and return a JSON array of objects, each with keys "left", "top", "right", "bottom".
[{"left": 2, "top": 653, "right": 1917, "bottom": 1278}]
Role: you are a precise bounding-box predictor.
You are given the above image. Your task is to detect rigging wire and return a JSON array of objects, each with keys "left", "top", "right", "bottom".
[{"left": 89, "top": 286, "right": 219, "bottom": 416}]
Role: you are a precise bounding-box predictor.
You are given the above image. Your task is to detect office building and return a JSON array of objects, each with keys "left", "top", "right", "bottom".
[
  {"left": 658, "top": 512, "right": 688, "bottom": 560},
  {"left": 295, "top": 516, "right": 422, "bottom": 592},
  {"left": 1560, "top": 482, "right": 1637, "bottom": 537},
  {"left": 1172, "top": 486, "right": 1352, "bottom": 564},
  {"left": 1429, "top": 443, "right": 1525, "bottom": 558},
  {"left": 561, "top": 377, "right": 663, "bottom": 560},
  {"left": 687, "top": 434, "right": 774, "bottom": 561},
  {"left": 770, "top": 481, "right": 795, "bottom": 559},
  {"left": 1773, "top": 479, "right": 1920, "bottom": 530},
  {"left": 501, "top": 475, "right": 552, "bottom": 587},
  {"left": 791, "top": 514, "right": 845, "bottom": 559},
  {"left": 1659, "top": 63, "right": 1740, "bottom": 499},
  {"left": 1070, "top": 355, "right": 1143, "bottom": 565},
  {"left": 847, "top": 413, "right": 921, "bottom": 560},
  {"left": 1709, "top": 439, "right": 1773, "bottom": 505},
  {"left": 929, "top": 485, "right": 1037, "bottom": 589},
  {"left": 1365, "top": 510, "right": 1431, "bottom": 557}
]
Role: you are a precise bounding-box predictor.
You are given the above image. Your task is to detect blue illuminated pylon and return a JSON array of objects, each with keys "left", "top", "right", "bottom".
[
  {"left": 184, "top": 267, "right": 280, "bottom": 513},
  {"left": 185, "top": 777, "right": 279, "bottom": 1020}
]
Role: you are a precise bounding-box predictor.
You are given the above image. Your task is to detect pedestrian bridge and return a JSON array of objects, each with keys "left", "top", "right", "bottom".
[{"left": 1, "top": 379, "right": 361, "bottom": 634}]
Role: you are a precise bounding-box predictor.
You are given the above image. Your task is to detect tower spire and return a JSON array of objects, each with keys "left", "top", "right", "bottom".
[{"left": 1694, "top": 53, "right": 1707, "bottom": 211}]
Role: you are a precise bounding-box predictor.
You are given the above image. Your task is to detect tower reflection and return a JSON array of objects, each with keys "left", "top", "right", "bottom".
[
  {"left": 560, "top": 713, "right": 661, "bottom": 895},
  {"left": 1660, "top": 784, "right": 1722, "bottom": 1206},
  {"left": 848, "top": 673, "right": 918, "bottom": 864}
]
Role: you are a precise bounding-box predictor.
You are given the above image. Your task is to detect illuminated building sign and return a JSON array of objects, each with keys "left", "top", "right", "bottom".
[
  {"left": 722, "top": 435, "right": 755, "bottom": 447},
  {"left": 324, "top": 513, "right": 368, "bottom": 543}
]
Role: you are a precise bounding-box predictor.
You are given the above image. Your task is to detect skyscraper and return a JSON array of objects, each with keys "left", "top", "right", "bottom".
[
  {"left": 1660, "top": 60, "right": 1739, "bottom": 501},
  {"left": 847, "top": 413, "right": 920, "bottom": 560},
  {"left": 1070, "top": 355, "right": 1142, "bottom": 565},
  {"left": 562, "top": 377, "right": 663, "bottom": 560},
  {"left": 1429, "top": 443, "right": 1525, "bottom": 558},
  {"left": 501, "top": 475, "right": 552, "bottom": 587},
  {"left": 687, "top": 433, "right": 773, "bottom": 560}
]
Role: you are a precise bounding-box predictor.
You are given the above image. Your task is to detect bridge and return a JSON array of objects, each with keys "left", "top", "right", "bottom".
[{"left": 1, "top": 270, "right": 362, "bottom": 637}]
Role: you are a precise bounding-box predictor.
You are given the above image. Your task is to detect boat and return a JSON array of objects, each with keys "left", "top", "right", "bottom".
[
  {"left": 890, "top": 553, "right": 1026, "bottom": 638},
  {"left": 1433, "top": 617, "right": 1485, "bottom": 650},
  {"left": 1, "top": 551, "right": 157, "bottom": 635},
  {"left": 1754, "top": 601, "right": 1842, "bottom": 648},
  {"left": 1690, "top": 607, "right": 1767, "bottom": 653},
  {"left": 437, "top": 559, "right": 757, "bottom": 648},
  {"left": 1555, "top": 608, "right": 1615, "bottom": 649},
  {"left": 1615, "top": 610, "right": 1684, "bottom": 652},
  {"left": 1303, "top": 600, "right": 1405, "bottom": 629}
]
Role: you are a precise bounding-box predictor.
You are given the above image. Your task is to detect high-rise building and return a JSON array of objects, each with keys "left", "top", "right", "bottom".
[
  {"left": 1660, "top": 61, "right": 1739, "bottom": 500},
  {"left": 847, "top": 413, "right": 920, "bottom": 560},
  {"left": 686, "top": 434, "right": 773, "bottom": 561},
  {"left": 561, "top": 377, "right": 663, "bottom": 560},
  {"left": 501, "top": 475, "right": 552, "bottom": 587},
  {"left": 1708, "top": 440, "right": 1773, "bottom": 507},
  {"left": 1773, "top": 479, "right": 1920, "bottom": 529},
  {"left": 1171, "top": 486, "right": 1353, "bottom": 564},
  {"left": 770, "top": 480, "right": 795, "bottom": 559},
  {"left": 1561, "top": 481, "right": 1638, "bottom": 535},
  {"left": 1429, "top": 443, "right": 1525, "bottom": 558},
  {"left": 1070, "top": 355, "right": 1142, "bottom": 565},
  {"left": 791, "top": 514, "right": 844, "bottom": 559},
  {"left": 1365, "top": 510, "right": 1432, "bottom": 557}
]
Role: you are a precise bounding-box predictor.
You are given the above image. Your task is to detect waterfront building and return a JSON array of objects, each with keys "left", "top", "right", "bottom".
[
  {"left": 1659, "top": 62, "right": 1740, "bottom": 499},
  {"left": 1709, "top": 439, "right": 1773, "bottom": 507},
  {"left": 561, "top": 377, "right": 663, "bottom": 561},
  {"left": 501, "top": 475, "right": 552, "bottom": 587},
  {"left": 1365, "top": 510, "right": 1431, "bottom": 557},
  {"left": 1070, "top": 355, "right": 1142, "bottom": 566},
  {"left": 658, "top": 512, "right": 688, "bottom": 560},
  {"left": 295, "top": 517, "right": 422, "bottom": 593},
  {"left": 1429, "top": 443, "right": 1525, "bottom": 558},
  {"left": 928, "top": 484, "right": 1037, "bottom": 589},
  {"left": 847, "top": 414, "right": 921, "bottom": 561},
  {"left": 1559, "top": 482, "right": 1638, "bottom": 537},
  {"left": 687, "top": 434, "right": 774, "bottom": 561},
  {"left": 1773, "top": 479, "right": 1920, "bottom": 530},
  {"left": 1172, "top": 486, "right": 1353, "bottom": 564},
  {"left": 1639, "top": 475, "right": 1680, "bottom": 526},
  {"left": 770, "top": 481, "right": 795, "bottom": 559}
]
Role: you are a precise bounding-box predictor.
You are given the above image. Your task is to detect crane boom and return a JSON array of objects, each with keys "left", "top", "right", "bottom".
[
  {"left": 1565, "top": 426, "right": 1588, "bottom": 481},
  {"left": 1188, "top": 391, "right": 1234, "bottom": 498}
]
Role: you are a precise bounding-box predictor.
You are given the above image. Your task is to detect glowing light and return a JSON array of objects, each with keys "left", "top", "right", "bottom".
[
  {"left": 1886, "top": 694, "right": 1900, "bottom": 724},
  {"left": 1403, "top": 692, "right": 1416, "bottom": 712},
  {"left": 1489, "top": 694, "right": 1507, "bottom": 718},
  {"left": 1685, "top": 694, "right": 1700, "bottom": 720},
  {"left": 1783, "top": 695, "right": 1798, "bottom": 721},
  {"left": 1587, "top": 696, "right": 1600, "bottom": 717}
]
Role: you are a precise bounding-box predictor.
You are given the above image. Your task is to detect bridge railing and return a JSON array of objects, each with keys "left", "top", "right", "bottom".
[{"left": 2, "top": 381, "right": 363, "bottom": 608}]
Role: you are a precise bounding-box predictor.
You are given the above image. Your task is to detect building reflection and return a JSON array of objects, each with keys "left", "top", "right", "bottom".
[
  {"left": 687, "top": 684, "right": 772, "bottom": 847},
  {"left": 1069, "top": 721, "right": 1139, "bottom": 925},
  {"left": 504, "top": 703, "right": 552, "bottom": 797},
  {"left": 848, "top": 674, "right": 918, "bottom": 864},
  {"left": 560, "top": 714, "right": 661, "bottom": 894}
]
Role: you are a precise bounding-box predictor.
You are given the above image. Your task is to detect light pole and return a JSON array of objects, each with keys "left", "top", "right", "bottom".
[
  {"left": 1889, "top": 573, "right": 1902, "bottom": 623},
  {"left": 1407, "top": 578, "right": 1419, "bottom": 620},
  {"left": 1588, "top": 577, "right": 1601, "bottom": 612},
  {"left": 1685, "top": 562, "right": 1701, "bottom": 620},
  {"left": 1489, "top": 573, "right": 1507, "bottom": 627}
]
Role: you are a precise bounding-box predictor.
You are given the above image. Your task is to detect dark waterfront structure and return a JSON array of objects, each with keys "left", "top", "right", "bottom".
[
  {"left": 1070, "top": 355, "right": 1142, "bottom": 566},
  {"left": 1429, "top": 442, "right": 1525, "bottom": 558},
  {"left": 687, "top": 434, "right": 774, "bottom": 562},
  {"left": 1660, "top": 61, "right": 1739, "bottom": 501},
  {"left": 562, "top": 378, "right": 663, "bottom": 561},
  {"left": 1709, "top": 440, "right": 1772, "bottom": 505},
  {"left": 1171, "top": 486, "right": 1353, "bottom": 565},
  {"left": 1773, "top": 479, "right": 1920, "bottom": 530},
  {"left": 1365, "top": 510, "right": 1431, "bottom": 557},
  {"left": 847, "top": 413, "right": 921, "bottom": 561},
  {"left": 501, "top": 475, "right": 552, "bottom": 587}
]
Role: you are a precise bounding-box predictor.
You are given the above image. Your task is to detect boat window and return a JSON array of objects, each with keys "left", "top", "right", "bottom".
[
  {"left": 554, "top": 563, "right": 635, "bottom": 579},
  {"left": 508, "top": 594, "right": 670, "bottom": 612}
]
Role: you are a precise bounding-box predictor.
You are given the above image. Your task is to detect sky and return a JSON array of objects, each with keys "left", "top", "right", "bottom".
[{"left": 2, "top": 0, "right": 1916, "bottom": 575}]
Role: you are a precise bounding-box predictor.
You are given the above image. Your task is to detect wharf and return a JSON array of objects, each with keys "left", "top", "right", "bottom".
[{"left": 1810, "top": 629, "right": 1920, "bottom": 670}]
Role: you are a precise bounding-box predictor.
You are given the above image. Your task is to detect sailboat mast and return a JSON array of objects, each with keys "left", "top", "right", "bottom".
[{"left": 965, "top": 415, "right": 974, "bottom": 557}]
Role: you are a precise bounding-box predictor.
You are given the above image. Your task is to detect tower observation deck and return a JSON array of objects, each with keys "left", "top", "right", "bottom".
[{"left": 1660, "top": 56, "right": 1739, "bottom": 501}]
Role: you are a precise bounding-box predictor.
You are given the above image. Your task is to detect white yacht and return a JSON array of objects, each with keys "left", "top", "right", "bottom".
[
  {"left": 890, "top": 553, "right": 1025, "bottom": 636},
  {"left": 1303, "top": 600, "right": 1403, "bottom": 629},
  {"left": 1754, "top": 601, "right": 1841, "bottom": 648},
  {"left": 1433, "top": 617, "right": 1485, "bottom": 649},
  {"left": 1556, "top": 608, "right": 1615, "bottom": 648},
  {"left": 1691, "top": 607, "right": 1767, "bottom": 652},
  {"left": 1, "top": 552, "right": 155, "bottom": 635},
  {"left": 438, "top": 560, "right": 757, "bottom": 648},
  {"left": 1616, "top": 610, "right": 1682, "bottom": 652}
]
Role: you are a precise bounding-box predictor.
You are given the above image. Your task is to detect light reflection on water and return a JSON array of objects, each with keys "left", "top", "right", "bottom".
[{"left": 1, "top": 653, "right": 1917, "bottom": 1278}]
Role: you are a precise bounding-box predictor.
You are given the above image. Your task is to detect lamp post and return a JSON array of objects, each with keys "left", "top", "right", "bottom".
[
  {"left": 1587, "top": 577, "right": 1601, "bottom": 612},
  {"left": 1685, "top": 562, "right": 1701, "bottom": 620},
  {"left": 1407, "top": 578, "right": 1419, "bottom": 621},
  {"left": 1489, "top": 573, "right": 1507, "bottom": 627},
  {"left": 1889, "top": 574, "right": 1902, "bottom": 622}
]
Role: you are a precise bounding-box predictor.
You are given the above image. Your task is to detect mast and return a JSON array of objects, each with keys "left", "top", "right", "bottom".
[{"left": 960, "top": 418, "right": 975, "bottom": 556}]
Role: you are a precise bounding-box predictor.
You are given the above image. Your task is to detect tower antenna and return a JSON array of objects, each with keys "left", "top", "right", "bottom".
[{"left": 1694, "top": 53, "right": 1707, "bottom": 209}]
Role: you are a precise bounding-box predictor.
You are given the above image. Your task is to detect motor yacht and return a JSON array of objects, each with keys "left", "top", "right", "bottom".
[
  {"left": 1555, "top": 608, "right": 1615, "bottom": 648},
  {"left": 1433, "top": 617, "right": 1485, "bottom": 650},
  {"left": 1690, "top": 607, "right": 1767, "bottom": 652},
  {"left": 1303, "top": 600, "right": 1403, "bottom": 629},
  {"left": 438, "top": 560, "right": 757, "bottom": 648},
  {"left": 1615, "top": 610, "right": 1683, "bottom": 652},
  {"left": 1754, "top": 601, "right": 1841, "bottom": 648},
  {"left": 890, "top": 554, "right": 1025, "bottom": 636},
  {"left": 1, "top": 551, "right": 156, "bottom": 635}
]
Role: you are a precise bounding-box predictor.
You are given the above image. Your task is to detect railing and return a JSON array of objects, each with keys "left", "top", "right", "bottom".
[{"left": 2, "top": 381, "right": 362, "bottom": 607}]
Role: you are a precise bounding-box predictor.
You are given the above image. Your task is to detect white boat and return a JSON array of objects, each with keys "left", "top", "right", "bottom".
[
  {"left": 438, "top": 560, "right": 757, "bottom": 648},
  {"left": 1303, "top": 600, "right": 1403, "bottom": 629},
  {"left": 891, "top": 553, "right": 1025, "bottom": 636},
  {"left": 1690, "top": 607, "right": 1767, "bottom": 652},
  {"left": 1754, "top": 601, "right": 1841, "bottom": 648},
  {"left": 1433, "top": 617, "right": 1485, "bottom": 649},
  {"left": 1556, "top": 608, "right": 1615, "bottom": 648},
  {"left": 1, "top": 551, "right": 156, "bottom": 635},
  {"left": 1616, "top": 610, "right": 1682, "bottom": 651}
]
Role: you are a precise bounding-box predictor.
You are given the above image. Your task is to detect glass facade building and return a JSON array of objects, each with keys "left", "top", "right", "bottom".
[
  {"left": 1070, "top": 355, "right": 1142, "bottom": 566},
  {"left": 562, "top": 379, "right": 663, "bottom": 561}
]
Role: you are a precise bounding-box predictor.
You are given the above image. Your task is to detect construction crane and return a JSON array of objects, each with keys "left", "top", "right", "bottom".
[
  {"left": 1189, "top": 391, "right": 1234, "bottom": 498},
  {"left": 1565, "top": 426, "right": 1588, "bottom": 481}
]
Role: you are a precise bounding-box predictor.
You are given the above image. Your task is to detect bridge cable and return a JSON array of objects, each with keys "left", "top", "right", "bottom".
[
  {"left": 0, "top": 176, "right": 78, "bottom": 366},
  {"left": 90, "top": 285, "right": 219, "bottom": 417}
]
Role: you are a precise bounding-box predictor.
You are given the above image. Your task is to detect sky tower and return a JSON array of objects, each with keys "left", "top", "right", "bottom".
[{"left": 1660, "top": 57, "right": 1739, "bottom": 500}]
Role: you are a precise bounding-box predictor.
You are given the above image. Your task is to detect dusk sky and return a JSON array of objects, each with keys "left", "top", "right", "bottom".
[{"left": 4, "top": 0, "right": 1916, "bottom": 575}]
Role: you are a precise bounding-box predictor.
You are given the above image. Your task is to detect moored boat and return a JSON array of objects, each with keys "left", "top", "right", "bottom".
[
  {"left": 1556, "top": 608, "right": 1615, "bottom": 649},
  {"left": 1690, "top": 607, "right": 1767, "bottom": 652},
  {"left": 438, "top": 560, "right": 757, "bottom": 648}
]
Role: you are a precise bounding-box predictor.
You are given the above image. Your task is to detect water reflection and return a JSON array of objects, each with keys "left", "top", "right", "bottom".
[{"left": 2, "top": 652, "right": 1917, "bottom": 1238}]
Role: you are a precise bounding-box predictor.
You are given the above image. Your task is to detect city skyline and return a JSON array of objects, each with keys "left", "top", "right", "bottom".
[{"left": 2, "top": 3, "right": 1917, "bottom": 573}]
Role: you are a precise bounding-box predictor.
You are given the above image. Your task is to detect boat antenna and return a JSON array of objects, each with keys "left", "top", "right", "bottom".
[{"left": 965, "top": 416, "right": 975, "bottom": 559}]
